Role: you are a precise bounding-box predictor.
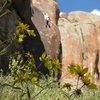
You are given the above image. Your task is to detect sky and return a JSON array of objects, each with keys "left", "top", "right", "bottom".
[{"left": 57, "top": 0, "right": 100, "bottom": 14}]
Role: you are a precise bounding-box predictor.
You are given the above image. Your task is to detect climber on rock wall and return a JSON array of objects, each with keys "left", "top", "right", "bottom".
[{"left": 43, "top": 13, "right": 50, "bottom": 28}]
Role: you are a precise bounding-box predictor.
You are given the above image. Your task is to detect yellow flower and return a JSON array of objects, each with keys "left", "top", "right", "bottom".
[
  {"left": 17, "top": 22, "right": 29, "bottom": 30},
  {"left": 18, "top": 34, "right": 26, "bottom": 43}
]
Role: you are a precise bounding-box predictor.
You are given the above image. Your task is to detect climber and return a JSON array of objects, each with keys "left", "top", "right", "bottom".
[{"left": 44, "top": 13, "right": 50, "bottom": 28}]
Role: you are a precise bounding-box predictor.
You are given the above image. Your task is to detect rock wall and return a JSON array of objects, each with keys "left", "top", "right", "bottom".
[
  {"left": 31, "top": 0, "right": 59, "bottom": 24},
  {"left": 58, "top": 11, "right": 100, "bottom": 84}
]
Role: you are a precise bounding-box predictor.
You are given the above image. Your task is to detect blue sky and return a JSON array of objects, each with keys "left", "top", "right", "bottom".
[{"left": 57, "top": 0, "right": 100, "bottom": 13}]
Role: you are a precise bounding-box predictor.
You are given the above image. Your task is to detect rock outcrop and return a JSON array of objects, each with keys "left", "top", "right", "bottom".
[
  {"left": 58, "top": 11, "right": 100, "bottom": 84},
  {"left": 31, "top": 0, "right": 61, "bottom": 59},
  {"left": 31, "top": 0, "right": 59, "bottom": 24},
  {"left": 31, "top": 3, "right": 60, "bottom": 59}
]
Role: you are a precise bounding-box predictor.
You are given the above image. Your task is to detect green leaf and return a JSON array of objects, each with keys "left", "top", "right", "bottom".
[
  {"left": 15, "top": 82, "right": 22, "bottom": 87},
  {"left": 18, "top": 34, "right": 26, "bottom": 43},
  {"left": 45, "top": 60, "right": 52, "bottom": 70},
  {"left": 31, "top": 77, "right": 37, "bottom": 84},
  {"left": 26, "top": 29, "right": 36, "bottom": 37},
  {"left": 69, "top": 65, "right": 88, "bottom": 77},
  {"left": 39, "top": 57, "right": 42, "bottom": 61},
  {"left": 76, "top": 65, "right": 82, "bottom": 73},
  {"left": 82, "top": 74, "right": 91, "bottom": 85},
  {"left": 32, "top": 71, "right": 38, "bottom": 76},
  {"left": 40, "top": 52, "right": 48, "bottom": 62},
  {"left": 68, "top": 64, "right": 77, "bottom": 75},
  {"left": 63, "top": 83, "right": 73, "bottom": 91},
  {"left": 87, "top": 83, "right": 97, "bottom": 90},
  {"left": 82, "top": 68, "right": 88, "bottom": 75},
  {"left": 23, "top": 73, "right": 30, "bottom": 80},
  {"left": 42, "top": 52, "right": 46, "bottom": 58},
  {"left": 68, "top": 64, "right": 82, "bottom": 76}
]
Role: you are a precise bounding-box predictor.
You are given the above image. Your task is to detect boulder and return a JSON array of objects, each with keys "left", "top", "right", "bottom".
[
  {"left": 31, "top": 5, "right": 61, "bottom": 59},
  {"left": 67, "top": 11, "right": 100, "bottom": 23},
  {"left": 58, "top": 17, "right": 83, "bottom": 81},
  {"left": 58, "top": 11, "right": 100, "bottom": 84}
]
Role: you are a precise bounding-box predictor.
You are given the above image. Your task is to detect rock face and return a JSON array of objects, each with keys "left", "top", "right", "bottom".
[
  {"left": 58, "top": 11, "right": 100, "bottom": 84},
  {"left": 30, "top": 4, "right": 60, "bottom": 59},
  {"left": 31, "top": 0, "right": 59, "bottom": 24},
  {"left": 67, "top": 11, "right": 100, "bottom": 23},
  {"left": 31, "top": 0, "right": 61, "bottom": 59}
]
